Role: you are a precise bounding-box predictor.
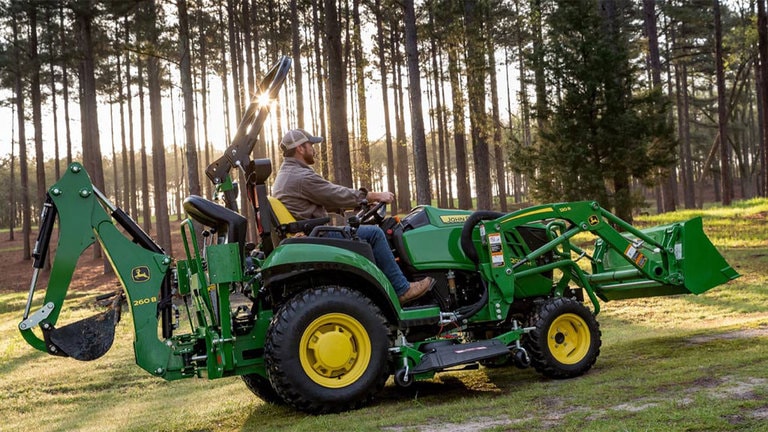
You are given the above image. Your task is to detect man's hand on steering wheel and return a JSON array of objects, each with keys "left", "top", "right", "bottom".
[{"left": 357, "top": 191, "right": 393, "bottom": 225}]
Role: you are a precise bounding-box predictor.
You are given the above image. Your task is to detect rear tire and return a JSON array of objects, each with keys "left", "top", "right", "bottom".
[
  {"left": 265, "top": 286, "right": 390, "bottom": 414},
  {"left": 525, "top": 297, "right": 601, "bottom": 379},
  {"left": 242, "top": 373, "right": 283, "bottom": 405}
]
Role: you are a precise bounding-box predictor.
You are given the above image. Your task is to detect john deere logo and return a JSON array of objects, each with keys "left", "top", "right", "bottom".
[
  {"left": 132, "top": 266, "right": 150, "bottom": 282},
  {"left": 588, "top": 215, "right": 600, "bottom": 226}
]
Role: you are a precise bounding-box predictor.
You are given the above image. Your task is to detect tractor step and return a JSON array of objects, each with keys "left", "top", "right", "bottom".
[{"left": 411, "top": 339, "right": 510, "bottom": 374}]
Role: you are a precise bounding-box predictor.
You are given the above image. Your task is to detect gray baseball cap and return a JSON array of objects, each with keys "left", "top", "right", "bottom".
[{"left": 280, "top": 128, "right": 323, "bottom": 150}]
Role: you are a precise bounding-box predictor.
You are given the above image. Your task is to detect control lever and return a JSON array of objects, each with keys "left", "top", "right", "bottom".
[{"left": 347, "top": 216, "right": 361, "bottom": 240}]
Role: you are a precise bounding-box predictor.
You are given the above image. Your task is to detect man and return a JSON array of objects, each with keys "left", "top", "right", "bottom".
[{"left": 271, "top": 128, "right": 434, "bottom": 305}]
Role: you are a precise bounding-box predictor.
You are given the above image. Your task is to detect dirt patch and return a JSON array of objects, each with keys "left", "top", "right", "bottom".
[
  {"left": 687, "top": 327, "right": 768, "bottom": 345},
  {"left": 383, "top": 417, "right": 521, "bottom": 432}
]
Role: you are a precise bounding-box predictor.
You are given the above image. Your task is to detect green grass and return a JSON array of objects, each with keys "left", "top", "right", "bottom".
[{"left": 1, "top": 200, "right": 767, "bottom": 431}]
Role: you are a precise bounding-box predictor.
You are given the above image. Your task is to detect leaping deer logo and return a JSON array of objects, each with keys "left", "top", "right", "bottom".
[{"left": 132, "top": 266, "right": 150, "bottom": 282}]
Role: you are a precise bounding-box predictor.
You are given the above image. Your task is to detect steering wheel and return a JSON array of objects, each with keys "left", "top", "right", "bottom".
[{"left": 357, "top": 201, "right": 387, "bottom": 225}]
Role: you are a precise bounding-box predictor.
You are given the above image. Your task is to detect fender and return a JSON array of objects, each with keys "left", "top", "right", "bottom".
[{"left": 261, "top": 242, "right": 401, "bottom": 317}]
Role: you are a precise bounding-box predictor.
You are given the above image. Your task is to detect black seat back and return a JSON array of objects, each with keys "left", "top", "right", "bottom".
[{"left": 183, "top": 195, "right": 248, "bottom": 261}]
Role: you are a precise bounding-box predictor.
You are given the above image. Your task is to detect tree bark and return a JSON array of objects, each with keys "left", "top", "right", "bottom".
[
  {"left": 430, "top": 9, "right": 448, "bottom": 208},
  {"left": 404, "top": 0, "right": 430, "bottom": 205},
  {"left": 448, "top": 41, "right": 471, "bottom": 209},
  {"left": 714, "top": 0, "right": 733, "bottom": 205},
  {"left": 758, "top": 0, "right": 768, "bottom": 196},
  {"left": 137, "top": 58, "right": 152, "bottom": 234},
  {"left": 147, "top": 0, "right": 172, "bottom": 254},
  {"left": 325, "top": 0, "right": 352, "bottom": 186},
  {"left": 353, "top": 0, "right": 371, "bottom": 187},
  {"left": 291, "top": 0, "right": 305, "bottom": 129},
  {"left": 178, "top": 0, "right": 201, "bottom": 197},
  {"left": 486, "top": 12, "right": 507, "bottom": 212},
  {"left": 28, "top": 4, "right": 47, "bottom": 208},
  {"left": 11, "top": 7, "right": 31, "bottom": 259},
  {"left": 373, "top": 0, "right": 397, "bottom": 213},
  {"left": 312, "top": 0, "right": 330, "bottom": 178},
  {"left": 644, "top": 0, "right": 676, "bottom": 213},
  {"left": 464, "top": 0, "right": 491, "bottom": 210}
]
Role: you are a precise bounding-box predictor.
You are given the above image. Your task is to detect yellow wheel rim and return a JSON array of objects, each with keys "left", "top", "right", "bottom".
[
  {"left": 547, "top": 313, "right": 591, "bottom": 365},
  {"left": 299, "top": 313, "right": 371, "bottom": 388}
]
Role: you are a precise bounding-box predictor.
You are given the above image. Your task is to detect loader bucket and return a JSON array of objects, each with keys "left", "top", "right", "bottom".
[
  {"left": 679, "top": 217, "right": 739, "bottom": 294},
  {"left": 45, "top": 309, "right": 117, "bottom": 361},
  {"left": 593, "top": 216, "right": 739, "bottom": 301}
]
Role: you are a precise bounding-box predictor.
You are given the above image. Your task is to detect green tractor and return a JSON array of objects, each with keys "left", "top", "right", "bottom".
[{"left": 18, "top": 57, "right": 739, "bottom": 414}]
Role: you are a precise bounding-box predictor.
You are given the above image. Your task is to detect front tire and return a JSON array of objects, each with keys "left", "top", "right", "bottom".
[
  {"left": 525, "top": 297, "right": 601, "bottom": 379},
  {"left": 265, "top": 286, "right": 390, "bottom": 414}
]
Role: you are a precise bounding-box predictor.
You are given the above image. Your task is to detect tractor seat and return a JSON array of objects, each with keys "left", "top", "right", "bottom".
[
  {"left": 268, "top": 196, "right": 330, "bottom": 237},
  {"left": 183, "top": 195, "right": 247, "bottom": 255}
]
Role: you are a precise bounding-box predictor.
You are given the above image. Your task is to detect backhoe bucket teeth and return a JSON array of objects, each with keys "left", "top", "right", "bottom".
[{"left": 45, "top": 309, "right": 118, "bottom": 361}]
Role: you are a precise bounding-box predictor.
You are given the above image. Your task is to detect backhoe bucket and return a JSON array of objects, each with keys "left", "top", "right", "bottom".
[
  {"left": 679, "top": 217, "right": 739, "bottom": 294},
  {"left": 44, "top": 308, "right": 118, "bottom": 361}
]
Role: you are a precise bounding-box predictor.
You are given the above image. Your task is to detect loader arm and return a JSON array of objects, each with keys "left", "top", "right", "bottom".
[
  {"left": 472, "top": 201, "right": 738, "bottom": 315},
  {"left": 18, "top": 163, "right": 184, "bottom": 377}
]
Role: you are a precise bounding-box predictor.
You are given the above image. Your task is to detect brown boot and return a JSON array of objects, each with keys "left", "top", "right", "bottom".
[{"left": 398, "top": 277, "right": 435, "bottom": 305}]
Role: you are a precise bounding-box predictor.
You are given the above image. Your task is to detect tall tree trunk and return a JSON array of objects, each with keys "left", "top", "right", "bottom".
[
  {"left": 324, "top": 0, "right": 352, "bottom": 186},
  {"left": 28, "top": 4, "right": 46, "bottom": 208},
  {"left": 532, "top": 0, "right": 547, "bottom": 129},
  {"left": 198, "top": 6, "right": 212, "bottom": 198},
  {"left": 404, "top": 0, "right": 430, "bottom": 205},
  {"left": 353, "top": 0, "right": 371, "bottom": 187},
  {"left": 74, "top": 1, "right": 107, "bottom": 266},
  {"left": 125, "top": 20, "right": 138, "bottom": 219},
  {"left": 110, "top": 103, "right": 119, "bottom": 204},
  {"left": 291, "top": 0, "right": 305, "bottom": 129},
  {"left": 714, "top": 0, "right": 733, "bottom": 205},
  {"left": 59, "top": 5, "right": 73, "bottom": 168},
  {"left": 675, "top": 62, "right": 695, "bottom": 208},
  {"left": 448, "top": 41, "right": 471, "bottom": 209},
  {"left": 147, "top": 0, "right": 171, "bottom": 254},
  {"left": 373, "top": 0, "right": 397, "bottom": 213},
  {"left": 12, "top": 10, "right": 30, "bottom": 259},
  {"left": 9, "top": 103, "right": 15, "bottom": 240},
  {"left": 45, "top": 6, "right": 61, "bottom": 181},
  {"left": 312, "top": 0, "right": 330, "bottom": 178},
  {"left": 392, "top": 19, "right": 411, "bottom": 211},
  {"left": 644, "top": 0, "right": 676, "bottom": 213},
  {"left": 464, "top": 0, "right": 491, "bottom": 210},
  {"left": 439, "top": 51, "right": 454, "bottom": 208},
  {"left": 178, "top": 0, "right": 201, "bottom": 197},
  {"left": 758, "top": 0, "right": 768, "bottom": 196},
  {"left": 227, "top": 0, "right": 243, "bottom": 123},
  {"left": 430, "top": 9, "right": 448, "bottom": 208},
  {"left": 486, "top": 15, "right": 507, "bottom": 212},
  {"left": 117, "top": 31, "right": 129, "bottom": 211},
  {"left": 138, "top": 58, "right": 152, "bottom": 234},
  {"left": 242, "top": 0, "right": 255, "bottom": 98}
]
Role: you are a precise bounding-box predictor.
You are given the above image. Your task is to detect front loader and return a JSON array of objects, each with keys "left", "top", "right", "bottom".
[{"left": 18, "top": 56, "right": 739, "bottom": 414}]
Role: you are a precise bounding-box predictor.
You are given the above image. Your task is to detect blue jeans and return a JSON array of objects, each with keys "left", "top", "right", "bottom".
[{"left": 327, "top": 225, "right": 410, "bottom": 295}]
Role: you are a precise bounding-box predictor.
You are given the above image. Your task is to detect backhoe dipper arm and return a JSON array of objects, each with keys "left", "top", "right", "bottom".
[
  {"left": 19, "top": 163, "right": 183, "bottom": 376},
  {"left": 205, "top": 56, "right": 291, "bottom": 210}
]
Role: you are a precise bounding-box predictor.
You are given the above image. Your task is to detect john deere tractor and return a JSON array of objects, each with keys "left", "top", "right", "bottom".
[{"left": 18, "top": 57, "right": 739, "bottom": 414}]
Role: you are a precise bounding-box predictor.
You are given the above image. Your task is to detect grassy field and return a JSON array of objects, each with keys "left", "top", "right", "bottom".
[{"left": 0, "top": 199, "right": 766, "bottom": 431}]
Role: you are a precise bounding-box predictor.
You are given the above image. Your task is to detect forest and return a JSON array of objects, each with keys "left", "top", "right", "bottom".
[{"left": 1, "top": 0, "right": 767, "bottom": 257}]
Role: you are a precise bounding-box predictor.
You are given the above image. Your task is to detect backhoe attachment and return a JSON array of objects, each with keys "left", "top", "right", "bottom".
[{"left": 19, "top": 163, "right": 175, "bottom": 369}]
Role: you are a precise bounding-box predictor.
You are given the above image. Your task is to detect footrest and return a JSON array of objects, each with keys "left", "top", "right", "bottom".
[{"left": 411, "top": 339, "right": 510, "bottom": 374}]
